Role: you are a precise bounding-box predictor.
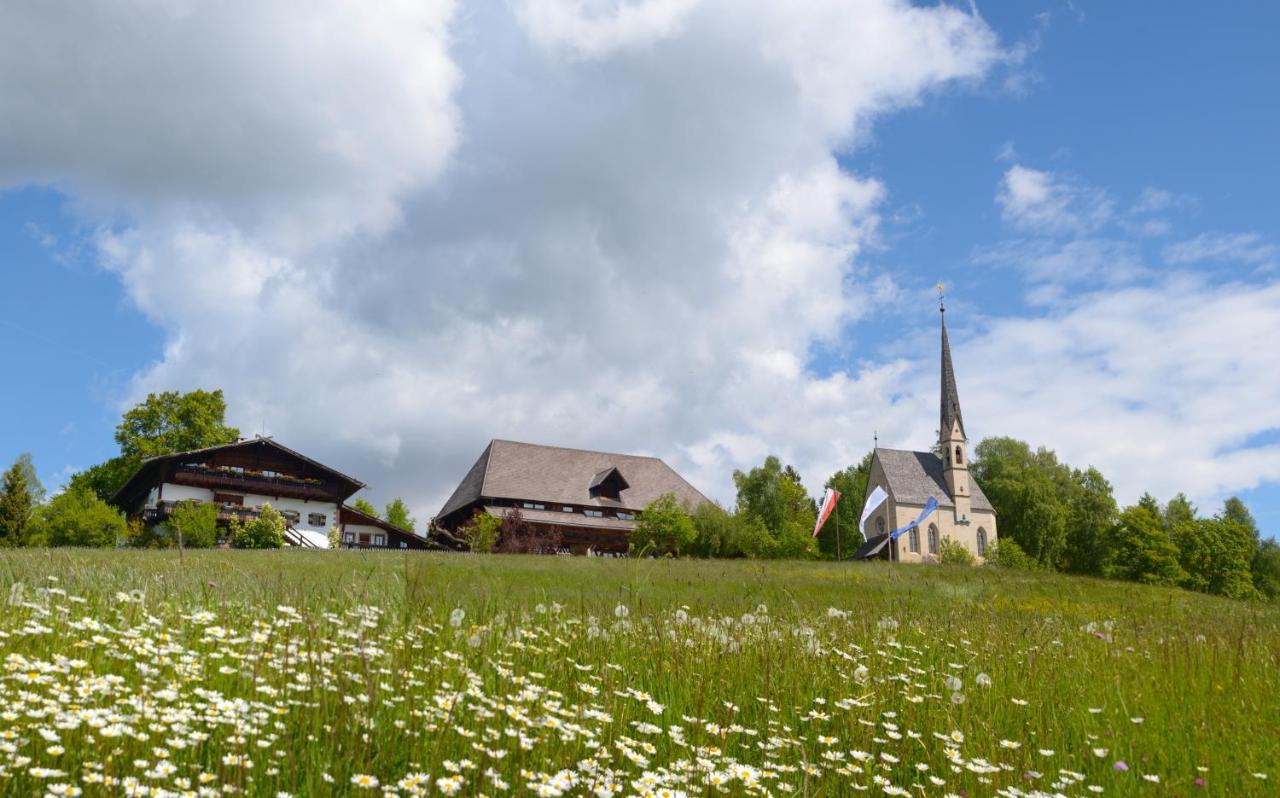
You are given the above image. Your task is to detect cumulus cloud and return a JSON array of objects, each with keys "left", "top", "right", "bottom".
[{"left": 997, "top": 164, "right": 1112, "bottom": 235}]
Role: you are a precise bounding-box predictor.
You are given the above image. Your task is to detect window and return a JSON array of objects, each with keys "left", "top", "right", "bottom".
[
  {"left": 584, "top": 510, "right": 604, "bottom": 518},
  {"left": 562, "top": 506, "right": 574, "bottom": 513},
  {"left": 908, "top": 527, "right": 920, "bottom": 553},
  {"left": 281, "top": 510, "right": 301, "bottom": 525},
  {"left": 617, "top": 512, "right": 634, "bottom": 521},
  {"left": 522, "top": 502, "right": 546, "bottom": 510},
  {"left": 876, "top": 516, "right": 886, "bottom": 535},
  {"left": 373, "top": 534, "right": 385, "bottom": 547},
  {"left": 308, "top": 513, "right": 326, "bottom": 527},
  {"left": 927, "top": 524, "right": 939, "bottom": 555},
  {"left": 954, "top": 446, "right": 963, "bottom": 465},
  {"left": 977, "top": 527, "right": 987, "bottom": 556},
  {"left": 342, "top": 532, "right": 354, "bottom": 544}
]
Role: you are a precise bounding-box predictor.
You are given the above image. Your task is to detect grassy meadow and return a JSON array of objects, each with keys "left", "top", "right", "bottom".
[{"left": 0, "top": 550, "right": 1276, "bottom": 797}]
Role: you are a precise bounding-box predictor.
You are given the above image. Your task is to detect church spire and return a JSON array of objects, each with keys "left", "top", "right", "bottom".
[{"left": 939, "top": 292, "right": 965, "bottom": 442}]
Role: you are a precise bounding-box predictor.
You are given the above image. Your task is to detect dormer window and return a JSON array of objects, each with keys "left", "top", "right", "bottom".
[{"left": 588, "top": 466, "right": 630, "bottom": 502}]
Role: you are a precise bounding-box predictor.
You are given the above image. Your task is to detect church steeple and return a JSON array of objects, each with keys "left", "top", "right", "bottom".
[
  {"left": 939, "top": 305, "right": 965, "bottom": 442},
  {"left": 938, "top": 289, "right": 972, "bottom": 521}
]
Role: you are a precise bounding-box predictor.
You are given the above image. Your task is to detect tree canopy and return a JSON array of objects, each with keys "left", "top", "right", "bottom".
[
  {"left": 733, "top": 456, "right": 816, "bottom": 559},
  {"left": 629, "top": 493, "right": 696, "bottom": 557},
  {"left": 819, "top": 452, "right": 873, "bottom": 559},
  {"left": 385, "top": 498, "right": 416, "bottom": 532}
]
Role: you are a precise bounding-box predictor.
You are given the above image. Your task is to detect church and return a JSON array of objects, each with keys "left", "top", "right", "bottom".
[{"left": 855, "top": 304, "right": 998, "bottom": 562}]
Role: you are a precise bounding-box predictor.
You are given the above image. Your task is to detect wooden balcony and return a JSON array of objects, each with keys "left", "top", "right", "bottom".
[{"left": 171, "top": 464, "right": 337, "bottom": 501}]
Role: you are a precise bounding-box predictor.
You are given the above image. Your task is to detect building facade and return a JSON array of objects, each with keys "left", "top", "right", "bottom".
[
  {"left": 856, "top": 307, "right": 998, "bottom": 562},
  {"left": 435, "top": 439, "right": 710, "bottom": 554},
  {"left": 111, "top": 437, "right": 433, "bottom": 549}
]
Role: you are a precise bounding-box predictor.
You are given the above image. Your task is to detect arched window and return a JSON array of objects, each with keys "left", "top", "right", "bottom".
[
  {"left": 876, "top": 516, "right": 886, "bottom": 535},
  {"left": 927, "top": 524, "right": 939, "bottom": 555},
  {"left": 909, "top": 527, "right": 920, "bottom": 553},
  {"left": 977, "top": 527, "right": 987, "bottom": 556},
  {"left": 954, "top": 445, "right": 963, "bottom": 465}
]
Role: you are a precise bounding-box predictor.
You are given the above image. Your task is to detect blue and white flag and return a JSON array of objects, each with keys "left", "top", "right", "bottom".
[
  {"left": 859, "top": 486, "right": 888, "bottom": 541},
  {"left": 889, "top": 496, "right": 939, "bottom": 542}
]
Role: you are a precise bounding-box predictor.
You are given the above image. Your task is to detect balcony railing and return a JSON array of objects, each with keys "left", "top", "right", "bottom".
[{"left": 171, "top": 464, "right": 335, "bottom": 500}]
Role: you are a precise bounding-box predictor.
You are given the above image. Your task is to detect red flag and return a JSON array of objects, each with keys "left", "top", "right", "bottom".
[{"left": 812, "top": 488, "right": 841, "bottom": 538}]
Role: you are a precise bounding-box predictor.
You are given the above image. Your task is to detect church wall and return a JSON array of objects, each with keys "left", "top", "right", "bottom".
[{"left": 888, "top": 502, "right": 995, "bottom": 564}]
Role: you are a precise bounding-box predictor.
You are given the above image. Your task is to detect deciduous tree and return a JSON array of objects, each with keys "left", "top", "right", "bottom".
[
  {"left": 26, "top": 487, "right": 126, "bottom": 547},
  {"left": 385, "top": 498, "right": 416, "bottom": 531},
  {"left": 629, "top": 493, "right": 696, "bottom": 557}
]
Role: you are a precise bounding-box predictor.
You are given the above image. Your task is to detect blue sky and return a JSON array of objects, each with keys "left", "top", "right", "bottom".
[{"left": 1, "top": 0, "right": 1277, "bottom": 534}]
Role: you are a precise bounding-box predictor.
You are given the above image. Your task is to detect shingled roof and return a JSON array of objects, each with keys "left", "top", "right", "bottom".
[
  {"left": 873, "top": 447, "right": 993, "bottom": 512},
  {"left": 436, "top": 440, "right": 710, "bottom": 522}
]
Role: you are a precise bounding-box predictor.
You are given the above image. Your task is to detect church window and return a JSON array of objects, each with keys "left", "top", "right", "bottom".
[
  {"left": 954, "top": 446, "right": 963, "bottom": 465},
  {"left": 977, "top": 527, "right": 987, "bottom": 556},
  {"left": 908, "top": 527, "right": 920, "bottom": 553},
  {"left": 876, "top": 516, "right": 886, "bottom": 535},
  {"left": 927, "top": 524, "right": 939, "bottom": 555}
]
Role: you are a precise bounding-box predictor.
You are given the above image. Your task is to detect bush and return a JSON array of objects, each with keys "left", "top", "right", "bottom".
[
  {"left": 460, "top": 511, "right": 501, "bottom": 553},
  {"left": 26, "top": 487, "right": 127, "bottom": 547},
  {"left": 232, "top": 504, "right": 285, "bottom": 549},
  {"left": 629, "top": 494, "right": 696, "bottom": 557},
  {"left": 986, "top": 539, "right": 1038, "bottom": 570},
  {"left": 938, "top": 537, "right": 975, "bottom": 565},
  {"left": 493, "top": 508, "right": 560, "bottom": 554},
  {"left": 170, "top": 500, "right": 219, "bottom": 548}
]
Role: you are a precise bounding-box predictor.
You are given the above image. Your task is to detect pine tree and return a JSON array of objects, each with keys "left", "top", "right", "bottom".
[{"left": 0, "top": 458, "right": 36, "bottom": 546}]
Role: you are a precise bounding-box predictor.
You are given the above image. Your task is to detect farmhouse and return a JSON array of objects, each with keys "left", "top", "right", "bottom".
[
  {"left": 435, "top": 439, "right": 710, "bottom": 554},
  {"left": 856, "top": 305, "right": 998, "bottom": 562},
  {"left": 110, "top": 436, "right": 432, "bottom": 549}
]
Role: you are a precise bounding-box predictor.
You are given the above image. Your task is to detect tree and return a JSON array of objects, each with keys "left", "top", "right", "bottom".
[
  {"left": 1173, "top": 517, "right": 1255, "bottom": 599},
  {"left": 1253, "top": 540, "right": 1280, "bottom": 601},
  {"left": 26, "top": 487, "right": 126, "bottom": 547},
  {"left": 971, "top": 438, "right": 1068, "bottom": 568},
  {"left": 733, "top": 456, "right": 817, "bottom": 559},
  {"left": 629, "top": 494, "right": 696, "bottom": 557},
  {"left": 819, "top": 452, "right": 873, "bottom": 560},
  {"left": 232, "top": 504, "right": 285, "bottom": 549},
  {"left": 1108, "top": 503, "right": 1186, "bottom": 587},
  {"left": 14, "top": 453, "right": 45, "bottom": 505},
  {"left": 385, "top": 498, "right": 416, "bottom": 531},
  {"left": 352, "top": 498, "right": 379, "bottom": 518},
  {"left": 459, "top": 511, "right": 501, "bottom": 553},
  {"left": 493, "top": 507, "right": 560, "bottom": 554},
  {"left": 1060, "top": 467, "right": 1119, "bottom": 577},
  {"left": 170, "top": 500, "right": 219, "bottom": 548},
  {"left": 0, "top": 456, "right": 38, "bottom": 546},
  {"left": 70, "top": 389, "right": 240, "bottom": 502},
  {"left": 687, "top": 502, "right": 757, "bottom": 558},
  {"left": 1163, "top": 493, "right": 1197, "bottom": 530}
]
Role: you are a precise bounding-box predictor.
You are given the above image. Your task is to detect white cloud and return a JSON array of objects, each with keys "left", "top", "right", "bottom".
[
  {"left": 997, "top": 164, "right": 1112, "bottom": 235},
  {"left": 1164, "top": 232, "right": 1277, "bottom": 271}
]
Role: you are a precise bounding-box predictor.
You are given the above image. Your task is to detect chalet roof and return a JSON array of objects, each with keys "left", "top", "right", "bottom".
[
  {"left": 873, "top": 447, "right": 993, "bottom": 513},
  {"left": 437, "top": 439, "right": 709, "bottom": 521},
  {"left": 110, "top": 436, "right": 366, "bottom": 508}
]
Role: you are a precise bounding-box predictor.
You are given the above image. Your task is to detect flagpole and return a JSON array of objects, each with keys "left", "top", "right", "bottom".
[{"left": 836, "top": 503, "right": 842, "bottom": 561}]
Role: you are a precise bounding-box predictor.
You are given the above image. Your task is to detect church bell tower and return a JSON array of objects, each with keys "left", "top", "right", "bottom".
[{"left": 939, "top": 296, "right": 972, "bottom": 524}]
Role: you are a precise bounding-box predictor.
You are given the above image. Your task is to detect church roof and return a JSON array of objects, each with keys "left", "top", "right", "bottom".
[
  {"left": 873, "top": 447, "right": 993, "bottom": 512},
  {"left": 436, "top": 439, "right": 710, "bottom": 522},
  {"left": 940, "top": 313, "right": 965, "bottom": 439}
]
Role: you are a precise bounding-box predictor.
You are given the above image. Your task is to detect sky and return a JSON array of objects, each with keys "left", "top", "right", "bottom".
[{"left": 1, "top": 0, "right": 1278, "bottom": 538}]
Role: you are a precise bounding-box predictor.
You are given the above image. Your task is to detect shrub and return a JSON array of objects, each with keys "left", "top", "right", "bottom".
[
  {"left": 938, "top": 537, "right": 976, "bottom": 566},
  {"left": 26, "top": 487, "right": 126, "bottom": 547},
  {"left": 493, "top": 508, "right": 560, "bottom": 554},
  {"left": 986, "top": 539, "right": 1038, "bottom": 570},
  {"left": 232, "top": 504, "right": 285, "bottom": 549},
  {"left": 460, "top": 511, "right": 501, "bottom": 553},
  {"left": 170, "top": 500, "right": 219, "bottom": 548}
]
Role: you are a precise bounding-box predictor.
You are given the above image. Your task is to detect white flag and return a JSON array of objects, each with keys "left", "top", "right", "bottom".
[{"left": 859, "top": 486, "right": 888, "bottom": 541}]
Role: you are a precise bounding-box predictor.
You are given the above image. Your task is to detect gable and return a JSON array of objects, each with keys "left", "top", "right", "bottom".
[{"left": 872, "top": 447, "right": 993, "bottom": 512}]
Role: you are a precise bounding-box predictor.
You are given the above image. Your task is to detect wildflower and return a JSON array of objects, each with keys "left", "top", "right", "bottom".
[
  {"left": 614, "top": 605, "right": 629, "bottom": 619},
  {"left": 351, "top": 774, "right": 380, "bottom": 789},
  {"left": 1114, "top": 761, "right": 1129, "bottom": 772},
  {"left": 975, "top": 672, "right": 992, "bottom": 687},
  {"left": 450, "top": 608, "right": 466, "bottom": 628}
]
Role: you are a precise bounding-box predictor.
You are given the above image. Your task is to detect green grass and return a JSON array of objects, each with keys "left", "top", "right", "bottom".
[{"left": 0, "top": 550, "right": 1276, "bottom": 797}]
